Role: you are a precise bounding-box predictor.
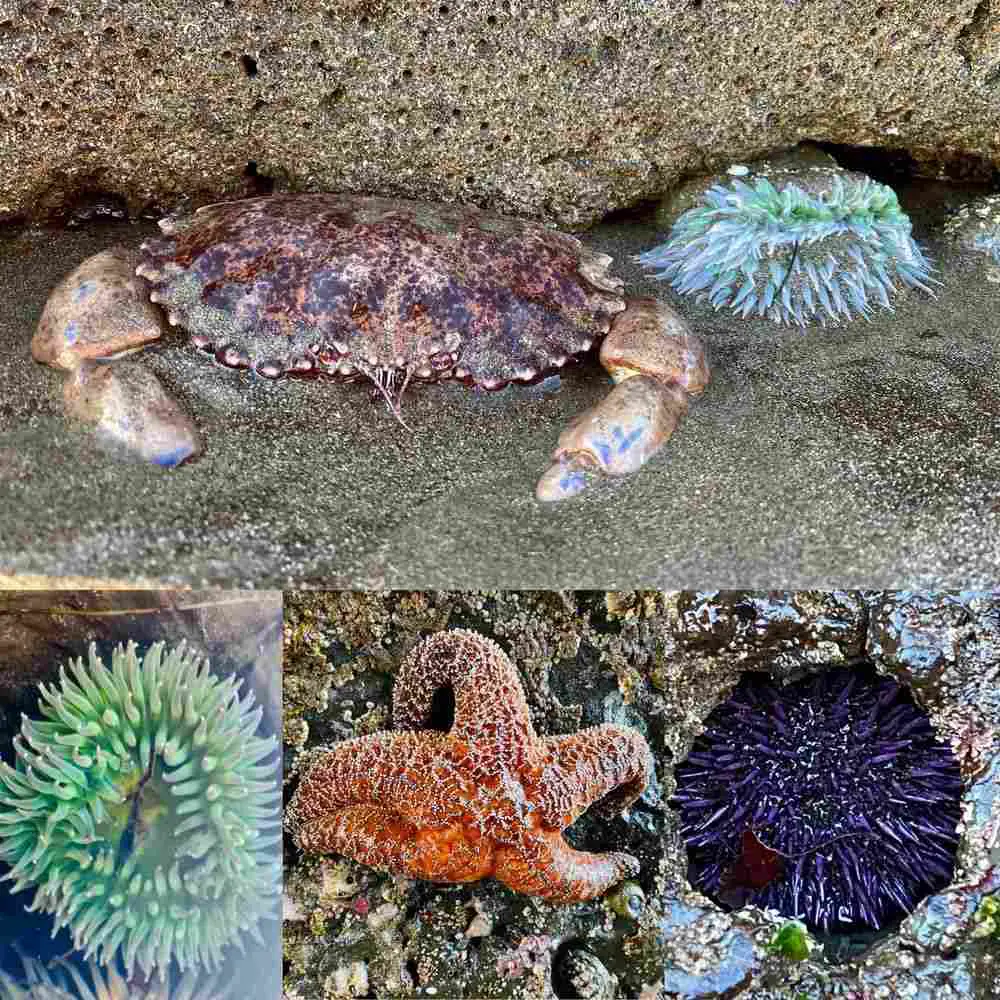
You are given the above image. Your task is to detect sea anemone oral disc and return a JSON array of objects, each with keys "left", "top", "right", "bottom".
[
  {"left": 672, "top": 667, "right": 963, "bottom": 934},
  {"left": 638, "top": 169, "right": 935, "bottom": 327},
  {"left": 0, "top": 641, "right": 281, "bottom": 979}
]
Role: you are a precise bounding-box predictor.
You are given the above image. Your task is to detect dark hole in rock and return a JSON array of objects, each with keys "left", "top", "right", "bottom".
[
  {"left": 405, "top": 959, "right": 419, "bottom": 986},
  {"left": 599, "top": 198, "right": 662, "bottom": 227},
  {"left": 427, "top": 683, "right": 455, "bottom": 732},
  {"left": 243, "top": 161, "right": 275, "bottom": 196},
  {"left": 64, "top": 191, "right": 128, "bottom": 227},
  {"left": 813, "top": 139, "right": 1000, "bottom": 186},
  {"left": 240, "top": 54, "right": 258, "bottom": 77},
  {"left": 672, "top": 664, "right": 963, "bottom": 962}
]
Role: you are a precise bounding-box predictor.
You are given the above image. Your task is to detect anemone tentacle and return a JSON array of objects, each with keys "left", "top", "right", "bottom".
[
  {"left": 639, "top": 170, "right": 935, "bottom": 327},
  {"left": 0, "top": 642, "right": 280, "bottom": 978},
  {"left": 0, "top": 953, "right": 227, "bottom": 1000}
]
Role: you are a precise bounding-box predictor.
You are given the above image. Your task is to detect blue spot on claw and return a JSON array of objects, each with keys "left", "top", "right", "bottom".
[
  {"left": 64, "top": 320, "right": 79, "bottom": 344},
  {"left": 559, "top": 470, "right": 587, "bottom": 495},
  {"left": 153, "top": 445, "right": 195, "bottom": 468},
  {"left": 72, "top": 280, "right": 97, "bottom": 303},
  {"left": 593, "top": 439, "right": 612, "bottom": 467},
  {"left": 613, "top": 422, "right": 646, "bottom": 453}
]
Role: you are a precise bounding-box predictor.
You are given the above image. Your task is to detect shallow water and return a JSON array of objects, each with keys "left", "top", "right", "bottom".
[
  {"left": 1, "top": 184, "right": 998, "bottom": 587},
  {"left": 0, "top": 592, "right": 282, "bottom": 998}
]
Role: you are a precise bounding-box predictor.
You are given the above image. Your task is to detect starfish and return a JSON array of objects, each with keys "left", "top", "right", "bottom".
[{"left": 286, "top": 629, "right": 653, "bottom": 903}]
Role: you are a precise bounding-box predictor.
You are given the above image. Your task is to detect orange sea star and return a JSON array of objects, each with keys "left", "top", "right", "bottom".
[{"left": 285, "top": 629, "right": 653, "bottom": 903}]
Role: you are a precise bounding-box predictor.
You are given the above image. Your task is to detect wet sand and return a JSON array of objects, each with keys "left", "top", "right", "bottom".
[{"left": 1, "top": 188, "right": 998, "bottom": 588}]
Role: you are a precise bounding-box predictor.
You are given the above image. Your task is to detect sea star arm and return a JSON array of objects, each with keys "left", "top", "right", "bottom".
[
  {"left": 494, "top": 828, "right": 639, "bottom": 903},
  {"left": 536, "top": 724, "right": 653, "bottom": 828},
  {"left": 286, "top": 730, "right": 460, "bottom": 840},
  {"left": 393, "top": 630, "right": 538, "bottom": 761},
  {"left": 294, "top": 803, "right": 495, "bottom": 884}
]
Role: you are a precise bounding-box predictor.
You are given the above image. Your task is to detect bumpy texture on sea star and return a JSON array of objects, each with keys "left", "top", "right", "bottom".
[{"left": 285, "top": 629, "right": 653, "bottom": 903}]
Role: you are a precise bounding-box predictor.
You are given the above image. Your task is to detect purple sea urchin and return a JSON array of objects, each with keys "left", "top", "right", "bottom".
[
  {"left": 673, "top": 667, "right": 962, "bottom": 932},
  {"left": 0, "top": 642, "right": 280, "bottom": 978},
  {"left": 638, "top": 168, "right": 935, "bottom": 326}
]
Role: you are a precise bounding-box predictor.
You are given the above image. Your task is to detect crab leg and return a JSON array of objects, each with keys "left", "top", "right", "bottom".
[
  {"left": 535, "top": 298, "right": 708, "bottom": 502},
  {"left": 32, "top": 248, "right": 201, "bottom": 467}
]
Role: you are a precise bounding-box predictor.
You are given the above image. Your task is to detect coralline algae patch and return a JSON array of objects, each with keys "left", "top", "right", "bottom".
[{"left": 943, "top": 193, "right": 1000, "bottom": 282}]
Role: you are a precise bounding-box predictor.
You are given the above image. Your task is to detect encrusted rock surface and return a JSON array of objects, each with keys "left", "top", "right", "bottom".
[
  {"left": 2, "top": 2, "right": 998, "bottom": 227},
  {"left": 282, "top": 590, "right": 1000, "bottom": 999}
]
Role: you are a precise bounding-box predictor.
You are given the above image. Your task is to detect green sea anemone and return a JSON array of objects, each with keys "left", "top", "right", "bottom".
[
  {"left": 0, "top": 641, "right": 280, "bottom": 978},
  {"left": 0, "top": 954, "right": 227, "bottom": 1000},
  {"left": 639, "top": 167, "right": 935, "bottom": 326},
  {"left": 943, "top": 192, "right": 1000, "bottom": 281}
]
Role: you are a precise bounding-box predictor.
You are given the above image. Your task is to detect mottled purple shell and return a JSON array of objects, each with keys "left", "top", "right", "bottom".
[{"left": 136, "top": 194, "right": 627, "bottom": 386}]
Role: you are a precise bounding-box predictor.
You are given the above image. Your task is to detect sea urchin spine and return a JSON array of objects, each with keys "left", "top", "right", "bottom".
[
  {"left": 639, "top": 171, "right": 935, "bottom": 326},
  {"left": 0, "top": 642, "right": 280, "bottom": 978},
  {"left": 672, "top": 667, "right": 962, "bottom": 932}
]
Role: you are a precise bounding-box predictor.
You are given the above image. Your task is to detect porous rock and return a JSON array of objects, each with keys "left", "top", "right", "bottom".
[{"left": 1, "top": 3, "right": 998, "bottom": 227}]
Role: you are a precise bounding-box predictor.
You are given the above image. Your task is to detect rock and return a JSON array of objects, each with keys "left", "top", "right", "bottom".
[
  {"left": 943, "top": 192, "right": 1000, "bottom": 283},
  {"left": 63, "top": 360, "right": 201, "bottom": 467},
  {"left": 32, "top": 247, "right": 164, "bottom": 370},
  {"left": 652, "top": 899, "right": 757, "bottom": 999},
  {"left": 1, "top": 4, "right": 997, "bottom": 227}
]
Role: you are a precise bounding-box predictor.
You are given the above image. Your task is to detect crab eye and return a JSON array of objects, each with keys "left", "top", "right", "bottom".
[{"left": 429, "top": 351, "right": 454, "bottom": 371}]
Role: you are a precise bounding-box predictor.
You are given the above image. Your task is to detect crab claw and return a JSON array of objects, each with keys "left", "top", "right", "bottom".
[
  {"left": 535, "top": 299, "right": 707, "bottom": 502},
  {"left": 34, "top": 247, "right": 202, "bottom": 467},
  {"left": 535, "top": 376, "right": 691, "bottom": 501},
  {"left": 64, "top": 361, "right": 201, "bottom": 468},
  {"left": 32, "top": 246, "right": 165, "bottom": 369}
]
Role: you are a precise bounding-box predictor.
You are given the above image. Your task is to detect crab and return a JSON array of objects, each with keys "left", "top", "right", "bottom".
[{"left": 32, "top": 194, "right": 708, "bottom": 500}]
